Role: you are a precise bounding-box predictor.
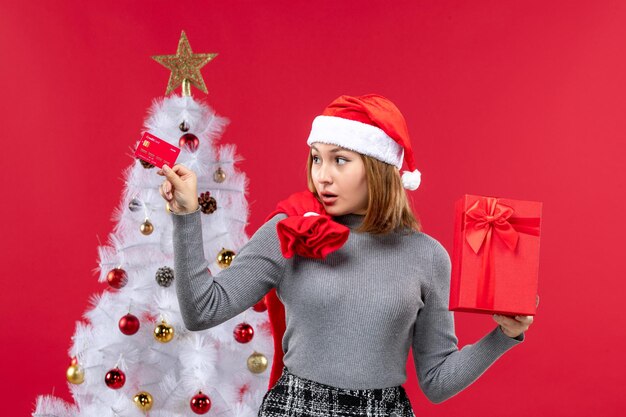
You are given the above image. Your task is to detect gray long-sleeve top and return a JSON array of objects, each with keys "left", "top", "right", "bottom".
[{"left": 171, "top": 208, "right": 524, "bottom": 402}]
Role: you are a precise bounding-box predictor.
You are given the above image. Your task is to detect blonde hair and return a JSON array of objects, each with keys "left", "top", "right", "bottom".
[{"left": 306, "top": 151, "right": 422, "bottom": 235}]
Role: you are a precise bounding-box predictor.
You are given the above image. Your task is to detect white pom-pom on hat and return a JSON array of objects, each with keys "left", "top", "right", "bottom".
[{"left": 401, "top": 169, "right": 421, "bottom": 191}]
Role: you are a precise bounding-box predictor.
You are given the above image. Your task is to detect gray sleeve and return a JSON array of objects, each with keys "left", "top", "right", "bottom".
[
  {"left": 412, "top": 240, "right": 524, "bottom": 404},
  {"left": 171, "top": 208, "right": 288, "bottom": 331}
]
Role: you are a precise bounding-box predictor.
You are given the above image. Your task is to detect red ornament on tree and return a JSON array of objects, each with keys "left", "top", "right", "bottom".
[
  {"left": 106, "top": 268, "right": 128, "bottom": 289},
  {"left": 233, "top": 322, "right": 254, "bottom": 343},
  {"left": 179, "top": 133, "right": 199, "bottom": 152},
  {"left": 119, "top": 313, "right": 140, "bottom": 335},
  {"left": 252, "top": 298, "right": 267, "bottom": 312},
  {"left": 190, "top": 391, "right": 211, "bottom": 414},
  {"left": 104, "top": 368, "right": 126, "bottom": 389}
]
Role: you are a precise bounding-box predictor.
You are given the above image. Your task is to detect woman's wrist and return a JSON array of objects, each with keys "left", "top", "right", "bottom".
[{"left": 167, "top": 202, "right": 200, "bottom": 215}]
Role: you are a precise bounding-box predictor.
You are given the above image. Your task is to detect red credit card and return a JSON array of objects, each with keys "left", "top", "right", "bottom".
[{"left": 134, "top": 132, "right": 181, "bottom": 169}]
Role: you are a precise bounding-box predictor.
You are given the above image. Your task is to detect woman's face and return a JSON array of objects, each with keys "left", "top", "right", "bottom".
[{"left": 310, "top": 142, "right": 368, "bottom": 216}]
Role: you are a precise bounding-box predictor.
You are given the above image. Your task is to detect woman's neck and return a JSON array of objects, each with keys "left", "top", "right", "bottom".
[{"left": 331, "top": 212, "right": 365, "bottom": 228}]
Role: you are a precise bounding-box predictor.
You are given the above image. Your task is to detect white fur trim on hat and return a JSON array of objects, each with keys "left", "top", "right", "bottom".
[
  {"left": 401, "top": 169, "right": 421, "bottom": 190},
  {"left": 306, "top": 115, "right": 404, "bottom": 169}
]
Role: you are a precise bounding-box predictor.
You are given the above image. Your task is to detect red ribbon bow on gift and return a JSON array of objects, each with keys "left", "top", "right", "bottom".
[
  {"left": 463, "top": 196, "right": 541, "bottom": 309},
  {"left": 264, "top": 190, "right": 350, "bottom": 259},
  {"left": 465, "top": 199, "right": 518, "bottom": 254}
]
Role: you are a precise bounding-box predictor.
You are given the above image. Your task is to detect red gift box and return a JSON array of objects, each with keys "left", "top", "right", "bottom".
[{"left": 449, "top": 194, "right": 542, "bottom": 316}]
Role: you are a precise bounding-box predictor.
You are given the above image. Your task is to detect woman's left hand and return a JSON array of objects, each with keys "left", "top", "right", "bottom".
[{"left": 493, "top": 314, "right": 534, "bottom": 338}]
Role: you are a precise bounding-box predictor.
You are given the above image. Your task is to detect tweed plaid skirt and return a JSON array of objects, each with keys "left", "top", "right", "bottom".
[{"left": 258, "top": 366, "right": 416, "bottom": 417}]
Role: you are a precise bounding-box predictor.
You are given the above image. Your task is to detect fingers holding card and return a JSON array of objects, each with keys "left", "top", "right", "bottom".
[{"left": 159, "top": 165, "right": 199, "bottom": 214}]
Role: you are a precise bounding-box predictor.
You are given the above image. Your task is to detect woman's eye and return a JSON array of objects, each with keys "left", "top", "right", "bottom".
[{"left": 312, "top": 155, "right": 348, "bottom": 165}]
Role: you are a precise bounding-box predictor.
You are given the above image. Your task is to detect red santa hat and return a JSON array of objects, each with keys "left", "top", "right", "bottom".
[{"left": 306, "top": 93, "right": 422, "bottom": 190}]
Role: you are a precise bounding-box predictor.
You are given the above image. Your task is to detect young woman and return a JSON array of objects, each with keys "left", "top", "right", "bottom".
[{"left": 157, "top": 94, "right": 535, "bottom": 417}]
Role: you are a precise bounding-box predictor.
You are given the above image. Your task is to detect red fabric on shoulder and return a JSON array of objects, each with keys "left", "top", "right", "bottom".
[
  {"left": 263, "top": 190, "right": 350, "bottom": 389},
  {"left": 265, "top": 190, "right": 350, "bottom": 260}
]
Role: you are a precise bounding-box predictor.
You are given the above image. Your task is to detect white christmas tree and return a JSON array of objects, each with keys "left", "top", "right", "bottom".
[{"left": 33, "top": 31, "right": 275, "bottom": 417}]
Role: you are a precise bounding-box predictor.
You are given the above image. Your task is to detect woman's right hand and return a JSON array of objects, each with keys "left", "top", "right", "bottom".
[{"left": 157, "top": 164, "right": 200, "bottom": 214}]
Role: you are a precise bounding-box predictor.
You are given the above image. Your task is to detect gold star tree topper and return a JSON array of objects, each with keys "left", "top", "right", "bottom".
[{"left": 152, "top": 31, "right": 218, "bottom": 96}]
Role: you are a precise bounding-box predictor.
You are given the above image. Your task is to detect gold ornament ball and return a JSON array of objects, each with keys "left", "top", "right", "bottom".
[
  {"left": 247, "top": 351, "right": 268, "bottom": 374},
  {"left": 217, "top": 248, "right": 236, "bottom": 269},
  {"left": 133, "top": 391, "right": 153, "bottom": 412},
  {"left": 213, "top": 167, "right": 226, "bottom": 183},
  {"left": 66, "top": 364, "right": 85, "bottom": 384},
  {"left": 154, "top": 320, "right": 175, "bottom": 343},
  {"left": 140, "top": 219, "right": 154, "bottom": 235}
]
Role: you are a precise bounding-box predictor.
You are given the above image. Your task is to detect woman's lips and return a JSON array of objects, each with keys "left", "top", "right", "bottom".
[{"left": 321, "top": 194, "right": 338, "bottom": 204}]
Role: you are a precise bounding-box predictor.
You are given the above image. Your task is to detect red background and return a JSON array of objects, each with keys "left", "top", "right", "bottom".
[{"left": 2, "top": 1, "right": 624, "bottom": 416}]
